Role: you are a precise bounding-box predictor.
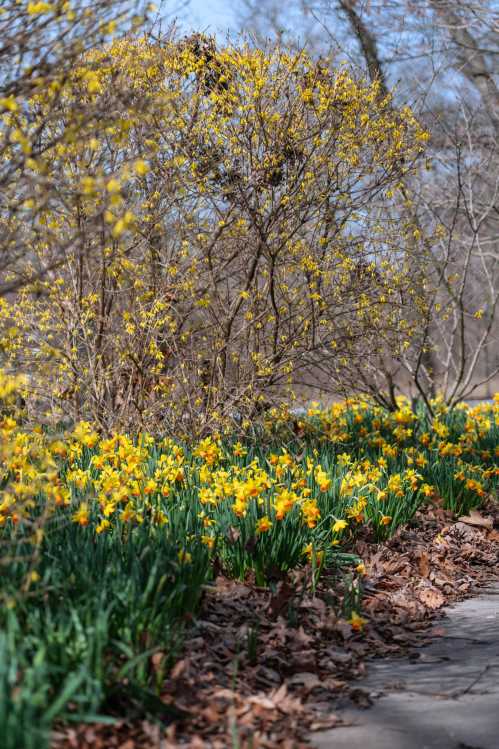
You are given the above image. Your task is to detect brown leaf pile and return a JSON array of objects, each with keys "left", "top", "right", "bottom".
[{"left": 52, "top": 502, "right": 499, "bottom": 749}]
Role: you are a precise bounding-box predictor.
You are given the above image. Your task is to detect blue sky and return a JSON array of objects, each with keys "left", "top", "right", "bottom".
[{"left": 175, "top": 0, "right": 237, "bottom": 34}]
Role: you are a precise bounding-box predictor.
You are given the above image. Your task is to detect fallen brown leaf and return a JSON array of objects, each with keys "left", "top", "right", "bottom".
[
  {"left": 417, "top": 585, "right": 445, "bottom": 610},
  {"left": 417, "top": 551, "right": 431, "bottom": 578},
  {"left": 309, "top": 716, "right": 341, "bottom": 731},
  {"left": 247, "top": 693, "right": 277, "bottom": 710},
  {"left": 287, "top": 672, "right": 321, "bottom": 690},
  {"left": 170, "top": 658, "right": 188, "bottom": 680},
  {"left": 268, "top": 579, "right": 294, "bottom": 619},
  {"left": 458, "top": 510, "right": 493, "bottom": 530}
]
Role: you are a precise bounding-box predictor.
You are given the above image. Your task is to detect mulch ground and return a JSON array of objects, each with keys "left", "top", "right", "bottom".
[{"left": 52, "top": 501, "right": 499, "bottom": 749}]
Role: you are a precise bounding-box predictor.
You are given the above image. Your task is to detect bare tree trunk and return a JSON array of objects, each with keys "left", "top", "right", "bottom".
[
  {"left": 337, "top": 0, "right": 388, "bottom": 96},
  {"left": 429, "top": 0, "right": 499, "bottom": 134}
]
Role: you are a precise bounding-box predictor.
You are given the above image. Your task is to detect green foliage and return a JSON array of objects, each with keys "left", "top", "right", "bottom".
[{"left": 0, "top": 522, "right": 209, "bottom": 747}]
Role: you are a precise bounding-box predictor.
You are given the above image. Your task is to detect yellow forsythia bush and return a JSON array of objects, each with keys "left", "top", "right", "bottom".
[{"left": 0, "top": 35, "right": 429, "bottom": 434}]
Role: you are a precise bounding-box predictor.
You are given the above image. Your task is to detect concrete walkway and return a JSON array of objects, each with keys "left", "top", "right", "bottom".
[{"left": 312, "top": 586, "right": 499, "bottom": 749}]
